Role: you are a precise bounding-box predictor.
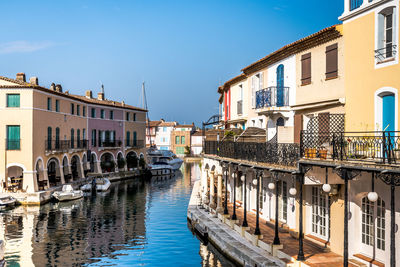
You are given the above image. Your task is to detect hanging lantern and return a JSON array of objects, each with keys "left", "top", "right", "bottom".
[
  {"left": 240, "top": 176, "right": 245, "bottom": 182},
  {"left": 367, "top": 192, "right": 378, "bottom": 202},
  {"left": 289, "top": 187, "right": 297, "bottom": 196},
  {"left": 268, "top": 182, "right": 275, "bottom": 190},
  {"left": 322, "top": 184, "right": 331, "bottom": 193},
  {"left": 252, "top": 179, "right": 258, "bottom": 186}
]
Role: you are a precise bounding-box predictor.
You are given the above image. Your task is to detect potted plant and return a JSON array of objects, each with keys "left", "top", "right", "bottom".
[{"left": 319, "top": 148, "right": 328, "bottom": 160}]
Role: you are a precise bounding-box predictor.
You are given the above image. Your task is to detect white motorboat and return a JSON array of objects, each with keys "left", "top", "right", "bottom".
[
  {"left": 160, "top": 150, "right": 183, "bottom": 170},
  {"left": 81, "top": 178, "right": 111, "bottom": 192},
  {"left": 0, "top": 195, "right": 17, "bottom": 209},
  {"left": 148, "top": 161, "right": 174, "bottom": 176},
  {"left": 52, "top": 185, "right": 83, "bottom": 202}
]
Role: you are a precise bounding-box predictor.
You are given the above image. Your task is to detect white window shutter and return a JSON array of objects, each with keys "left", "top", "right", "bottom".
[
  {"left": 251, "top": 76, "right": 255, "bottom": 108},
  {"left": 259, "top": 72, "right": 263, "bottom": 90}
]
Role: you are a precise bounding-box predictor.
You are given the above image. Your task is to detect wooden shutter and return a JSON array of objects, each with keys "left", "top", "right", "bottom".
[
  {"left": 294, "top": 114, "right": 303, "bottom": 144},
  {"left": 326, "top": 43, "right": 338, "bottom": 79},
  {"left": 301, "top": 53, "right": 311, "bottom": 85}
]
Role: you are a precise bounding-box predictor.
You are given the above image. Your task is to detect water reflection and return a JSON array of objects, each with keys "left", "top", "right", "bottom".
[{"left": 0, "top": 163, "right": 232, "bottom": 267}]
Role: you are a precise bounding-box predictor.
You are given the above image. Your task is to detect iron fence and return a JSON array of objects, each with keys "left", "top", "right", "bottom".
[
  {"left": 125, "top": 139, "right": 145, "bottom": 148},
  {"left": 301, "top": 131, "right": 400, "bottom": 164},
  {"left": 375, "top": 45, "right": 397, "bottom": 63},
  {"left": 45, "top": 140, "right": 88, "bottom": 151},
  {"left": 203, "top": 140, "right": 299, "bottom": 167},
  {"left": 99, "top": 140, "right": 122, "bottom": 148},
  {"left": 256, "top": 86, "right": 289, "bottom": 109}
]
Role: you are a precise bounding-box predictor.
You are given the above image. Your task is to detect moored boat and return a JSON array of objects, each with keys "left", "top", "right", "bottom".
[
  {"left": 81, "top": 178, "right": 111, "bottom": 192},
  {"left": 0, "top": 195, "right": 17, "bottom": 209},
  {"left": 52, "top": 185, "right": 83, "bottom": 202},
  {"left": 148, "top": 161, "right": 174, "bottom": 176}
]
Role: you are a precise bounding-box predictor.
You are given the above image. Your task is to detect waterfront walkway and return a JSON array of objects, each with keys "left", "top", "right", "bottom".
[{"left": 225, "top": 203, "right": 361, "bottom": 267}]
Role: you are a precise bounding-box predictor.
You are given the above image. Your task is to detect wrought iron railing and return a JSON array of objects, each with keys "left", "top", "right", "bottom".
[
  {"left": 203, "top": 140, "right": 300, "bottom": 167},
  {"left": 45, "top": 140, "right": 88, "bottom": 152},
  {"left": 237, "top": 100, "right": 243, "bottom": 115},
  {"left": 125, "top": 139, "right": 145, "bottom": 148},
  {"left": 255, "top": 86, "right": 289, "bottom": 109},
  {"left": 375, "top": 45, "right": 397, "bottom": 63},
  {"left": 301, "top": 131, "right": 400, "bottom": 164},
  {"left": 99, "top": 140, "right": 122, "bottom": 148}
]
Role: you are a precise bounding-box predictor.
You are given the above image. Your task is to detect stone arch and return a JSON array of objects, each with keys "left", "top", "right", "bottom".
[
  {"left": 90, "top": 152, "right": 99, "bottom": 173},
  {"left": 82, "top": 153, "right": 88, "bottom": 176},
  {"left": 62, "top": 155, "right": 71, "bottom": 183},
  {"left": 35, "top": 157, "right": 47, "bottom": 191},
  {"left": 117, "top": 151, "right": 125, "bottom": 170},
  {"left": 47, "top": 157, "right": 61, "bottom": 187},
  {"left": 100, "top": 152, "right": 116, "bottom": 173},
  {"left": 126, "top": 151, "right": 138, "bottom": 170},
  {"left": 70, "top": 154, "right": 82, "bottom": 180},
  {"left": 6, "top": 164, "right": 25, "bottom": 192}
]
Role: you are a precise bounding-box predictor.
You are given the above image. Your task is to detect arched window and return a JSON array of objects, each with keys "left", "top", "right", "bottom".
[
  {"left": 77, "top": 129, "right": 81, "bottom": 148},
  {"left": 126, "top": 131, "right": 131, "bottom": 146},
  {"left": 71, "top": 129, "right": 75, "bottom": 148},
  {"left": 55, "top": 127, "right": 60, "bottom": 149},
  {"left": 276, "top": 64, "right": 285, "bottom": 107},
  {"left": 133, "top": 131, "right": 137, "bottom": 146},
  {"left": 277, "top": 117, "right": 285, "bottom": 127},
  {"left": 361, "top": 196, "right": 385, "bottom": 251},
  {"left": 47, "top": 127, "right": 52, "bottom": 150}
]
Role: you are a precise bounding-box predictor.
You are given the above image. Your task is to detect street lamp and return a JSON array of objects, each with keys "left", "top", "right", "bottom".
[
  {"left": 322, "top": 167, "right": 331, "bottom": 193},
  {"left": 368, "top": 172, "right": 378, "bottom": 202}
]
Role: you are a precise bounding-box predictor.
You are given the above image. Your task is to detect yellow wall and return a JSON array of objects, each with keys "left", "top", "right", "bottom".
[{"left": 343, "top": 10, "right": 400, "bottom": 131}]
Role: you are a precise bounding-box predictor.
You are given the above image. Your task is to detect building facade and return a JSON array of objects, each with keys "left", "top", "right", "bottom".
[
  {"left": 0, "top": 73, "right": 146, "bottom": 194},
  {"left": 170, "top": 124, "right": 195, "bottom": 156}
]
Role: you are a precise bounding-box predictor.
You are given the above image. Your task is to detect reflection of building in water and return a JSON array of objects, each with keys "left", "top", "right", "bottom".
[
  {"left": 199, "top": 242, "right": 234, "bottom": 267},
  {"left": 0, "top": 180, "right": 147, "bottom": 266},
  {"left": 183, "top": 163, "right": 201, "bottom": 187}
]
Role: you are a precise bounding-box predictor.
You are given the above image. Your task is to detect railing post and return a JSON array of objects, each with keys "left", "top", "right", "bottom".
[
  {"left": 383, "top": 131, "right": 387, "bottom": 164},
  {"left": 340, "top": 133, "right": 344, "bottom": 161},
  {"left": 332, "top": 133, "right": 336, "bottom": 160},
  {"left": 388, "top": 131, "right": 392, "bottom": 164}
]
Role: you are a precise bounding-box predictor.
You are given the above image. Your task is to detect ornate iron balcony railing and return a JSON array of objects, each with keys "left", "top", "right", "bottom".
[
  {"left": 375, "top": 45, "right": 397, "bottom": 63},
  {"left": 301, "top": 131, "right": 400, "bottom": 165},
  {"left": 45, "top": 140, "right": 88, "bottom": 152},
  {"left": 203, "top": 140, "right": 300, "bottom": 167},
  {"left": 255, "top": 86, "right": 289, "bottom": 109},
  {"left": 125, "top": 139, "right": 145, "bottom": 148}
]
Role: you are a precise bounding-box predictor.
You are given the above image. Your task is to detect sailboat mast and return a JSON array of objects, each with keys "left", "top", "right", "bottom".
[{"left": 142, "top": 82, "right": 152, "bottom": 146}]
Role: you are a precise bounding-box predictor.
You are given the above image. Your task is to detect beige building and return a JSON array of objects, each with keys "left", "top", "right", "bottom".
[{"left": 170, "top": 124, "right": 195, "bottom": 156}]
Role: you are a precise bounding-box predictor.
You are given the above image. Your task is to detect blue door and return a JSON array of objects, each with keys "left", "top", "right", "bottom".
[
  {"left": 382, "top": 94, "right": 395, "bottom": 132},
  {"left": 276, "top": 64, "right": 284, "bottom": 107}
]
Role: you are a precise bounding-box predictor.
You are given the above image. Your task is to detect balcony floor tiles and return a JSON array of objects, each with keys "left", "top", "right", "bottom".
[{"left": 226, "top": 203, "right": 353, "bottom": 267}]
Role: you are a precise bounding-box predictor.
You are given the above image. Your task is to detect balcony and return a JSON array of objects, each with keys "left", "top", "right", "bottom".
[
  {"left": 255, "top": 86, "right": 289, "bottom": 110},
  {"left": 99, "top": 140, "right": 122, "bottom": 148},
  {"left": 45, "top": 140, "right": 88, "bottom": 152},
  {"left": 203, "top": 140, "right": 300, "bottom": 167},
  {"left": 375, "top": 45, "right": 397, "bottom": 63},
  {"left": 125, "top": 139, "right": 145, "bottom": 149},
  {"left": 237, "top": 100, "right": 243, "bottom": 116},
  {"left": 301, "top": 131, "right": 400, "bottom": 165}
]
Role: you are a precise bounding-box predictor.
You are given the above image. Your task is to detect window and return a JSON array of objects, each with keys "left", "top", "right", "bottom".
[
  {"left": 71, "top": 103, "right": 74, "bottom": 115},
  {"left": 55, "top": 100, "right": 60, "bottom": 112},
  {"left": 91, "top": 129, "right": 97, "bottom": 147},
  {"left": 376, "top": 198, "right": 385, "bottom": 250},
  {"left": 311, "top": 186, "right": 330, "bottom": 239},
  {"left": 47, "top": 127, "right": 52, "bottom": 150},
  {"left": 350, "top": 0, "right": 363, "bottom": 11},
  {"left": 91, "top": 108, "right": 96, "bottom": 118},
  {"left": 55, "top": 127, "right": 60, "bottom": 149},
  {"left": 175, "top": 136, "right": 180, "bottom": 144},
  {"left": 7, "top": 125, "right": 20, "bottom": 150},
  {"left": 71, "top": 129, "right": 75, "bottom": 148},
  {"left": 377, "top": 7, "right": 396, "bottom": 62},
  {"left": 181, "top": 136, "right": 185, "bottom": 144},
  {"left": 110, "top": 110, "right": 114, "bottom": 120},
  {"left": 7, "top": 94, "right": 20, "bottom": 107},
  {"left": 47, "top": 98, "right": 52, "bottom": 111},
  {"left": 83, "top": 106, "right": 86, "bottom": 117},
  {"left": 77, "top": 129, "right": 81, "bottom": 147},
  {"left": 126, "top": 131, "right": 131, "bottom": 146},
  {"left": 278, "top": 181, "right": 288, "bottom": 222},
  {"left": 133, "top": 113, "right": 136, "bottom": 121},
  {"left": 301, "top": 53, "right": 311, "bottom": 85},
  {"left": 100, "top": 109, "right": 105, "bottom": 119},
  {"left": 126, "top": 112, "right": 130, "bottom": 121},
  {"left": 133, "top": 131, "right": 137, "bottom": 146},
  {"left": 361, "top": 196, "right": 386, "bottom": 251},
  {"left": 251, "top": 73, "right": 263, "bottom": 108},
  {"left": 163, "top": 127, "right": 167, "bottom": 132},
  {"left": 77, "top": 105, "right": 80, "bottom": 116},
  {"left": 326, "top": 43, "right": 338, "bottom": 79}
]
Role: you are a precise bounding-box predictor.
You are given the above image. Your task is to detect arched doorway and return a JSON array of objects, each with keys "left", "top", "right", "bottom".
[
  {"left": 71, "top": 155, "right": 82, "bottom": 180},
  {"left": 82, "top": 154, "right": 88, "bottom": 176},
  {"left": 90, "top": 152, "right": 99, "bottom": 173},
  {"left": 126, "top": 151, "right": 138, "bottom": 170},
  {"left": 35, "top": 159, "right": 47, "bottom": 191},
  {"left": 62, "top": 156, "right": 71, "bottom": 183},
  {"left": 117, "top": 152, "right": 125, "bottom": 171},
  {"left": 47, "top": 158, "right": 61, "bottom": 187},
  {"left": 100, "top": 152, "right": 115, "bottom": 173},
  {"left": 7, "top": 165, "right": 24, "bottom": 192},
  {"left": 276, "top": 64, "right": 285, "bottom": 107},
  {"left": 277, "top": 117, "right": 285, "bottom": 127}
]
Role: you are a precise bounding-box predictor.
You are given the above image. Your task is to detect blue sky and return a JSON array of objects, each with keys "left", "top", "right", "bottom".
[{"left": 1, "top": 0, "right": 343, "bottom": 125}]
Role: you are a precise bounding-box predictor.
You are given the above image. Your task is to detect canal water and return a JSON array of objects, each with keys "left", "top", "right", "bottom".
[{"left": 0, "top": 163, "right": 235, "bottom": 267}]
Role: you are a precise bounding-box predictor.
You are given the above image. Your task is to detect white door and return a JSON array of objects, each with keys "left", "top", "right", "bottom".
[
  {"left": 278, "top": 181, "right": 288, "bottom": 223},
  {"left": 311, "top": 186, "right": 330, "bottom": 240}
]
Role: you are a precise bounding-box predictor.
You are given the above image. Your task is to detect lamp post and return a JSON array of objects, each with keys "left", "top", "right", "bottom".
[
  {"left": 241, "top": 173, "right": 248, "bottom": 227},
  {"left": 224, "top": 166, "right": 229, "bottom": 215},
  {"left": 297, "top": 171, "right": 305, "bottom": 261},
  {"left": 232, "top": 168, "right": 237, "bottom": 220},
  {"left": 273, "top": 171, "right": 280, "bottom": 245},
  {"left": 254, "top": 171, "right": 261, "bottom": 235}
]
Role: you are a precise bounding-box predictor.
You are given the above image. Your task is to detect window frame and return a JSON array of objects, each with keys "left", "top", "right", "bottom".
[
  {"left": 47, "top": 98, "right": 52, "bottom": 111},
  {"left": 55, "top": 99, "right": 60, "bottom": 112},
  {"left": 6, "top": 94, "right": 20, "bottom": 108}
]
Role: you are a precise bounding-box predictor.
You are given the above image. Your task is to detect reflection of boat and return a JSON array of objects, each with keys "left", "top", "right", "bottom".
[
  {"left": 148, "top": 162, "right": 174, "bottom": 176},
  {"left": 52, "top": 185, "right": 83, "bottom": 202},
  {"left": 0, "top": 194, "right": 17, "bottom": 209},
  {"left": 81, "top": 178, "right": 111, "bottom": 192},
  {"left": 51, "top": 198, "right": 83, "bottom": 214}
]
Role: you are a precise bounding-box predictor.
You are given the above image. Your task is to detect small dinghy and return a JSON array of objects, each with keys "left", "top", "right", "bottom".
[
  {"left": 52, "top": 185, "right": 83, "bottom": 202},
  {"left": 81, "top": 178, "right": 111, "bottom": 192},
  {"left": 0, "top": 195, "right": 17, "bottom": 209}
]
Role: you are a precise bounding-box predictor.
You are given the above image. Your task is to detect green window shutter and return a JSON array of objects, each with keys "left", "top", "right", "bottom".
[
  {"left": 55, "top": 100, "right": 60, "bottom": 112},
  {"left": 175, "top": 136, "right": 180, "bottom": 144},
  {"left": 176, "top": 147, "right": 185, "bottom": 155},
  {"left": 181, "top": 136, "right": 185, "bottom": 144},
  {"left": 126, "top": 131, "right": 130, "bottom": 146},
  {"left": 47, "top": 98, "right": 52, "bottom": 111},
  {"left": 7, "top": 125, "right": 20, "bottom": 150},
  {"left": 7, "top": 94, "right": 20, "bottom": 107}
]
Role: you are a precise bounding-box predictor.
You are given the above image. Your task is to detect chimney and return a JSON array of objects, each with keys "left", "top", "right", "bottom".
[
  {"left": 55, "top": 84, "right": 63, "bottom": 92},
  {"left": 50, "top": 83, "right": 56, "bottom": 91},
  {"left": 85, "top": 90, "right": 92, "bottom": 99},
  {"left": 29, "top": 77, "right": 39, "bottom": 85},
  {"left": 97, "top": 92, "right": 104, "bottom": 100},
  {"left": 16, "top": 73, "right": 26, "bottom": 82},
  {"left": 121, "top": 101, "right": 125, "bottom": 106}
]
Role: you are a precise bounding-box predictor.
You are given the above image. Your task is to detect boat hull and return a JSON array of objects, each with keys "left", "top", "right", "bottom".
[{"left": 52, "top": 191, "right": 84, "bottom": 202}]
